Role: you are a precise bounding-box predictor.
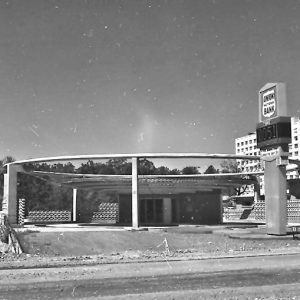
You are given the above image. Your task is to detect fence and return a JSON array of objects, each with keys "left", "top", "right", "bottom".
[{"left": 224, "top": 198, "right": 300, "bottom": 223}]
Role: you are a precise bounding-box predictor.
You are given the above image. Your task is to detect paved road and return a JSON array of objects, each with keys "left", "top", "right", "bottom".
[
  {"left": 1, "top": 254, "right": 300, "bottom": 299},
  {"left": 1, "top": 267, "right": 300, "bottom": 299}
]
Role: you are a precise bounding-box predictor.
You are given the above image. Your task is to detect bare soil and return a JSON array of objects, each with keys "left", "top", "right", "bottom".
[{"left": 0, "top": 225, "right": 299, "bottom": 269}]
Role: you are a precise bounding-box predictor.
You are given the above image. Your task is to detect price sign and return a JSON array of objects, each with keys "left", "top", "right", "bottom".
[{"left": 256, "top": 116, "right": 291, "bottom": 149}]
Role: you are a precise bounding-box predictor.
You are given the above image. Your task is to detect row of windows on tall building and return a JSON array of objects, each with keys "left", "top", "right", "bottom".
[{"left": 236, "top": 138, "right": 256, "bottom": 147}]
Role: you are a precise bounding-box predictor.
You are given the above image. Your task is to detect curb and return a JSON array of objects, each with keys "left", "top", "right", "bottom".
[
  {"left": 228, "top": 233, "right": 298, "bottom": 240},
  {"left": 1, "top": 250, "right": 300, "bottom": 271}
]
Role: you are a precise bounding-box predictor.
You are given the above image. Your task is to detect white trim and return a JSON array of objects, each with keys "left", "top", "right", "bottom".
[{"left": 8, "top": 152, "right": 260, "bottom": 165}]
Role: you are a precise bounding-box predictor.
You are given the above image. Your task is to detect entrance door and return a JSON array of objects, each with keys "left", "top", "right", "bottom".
[{"left": 140, "top": 199, "right": 163, "bottom": 224}]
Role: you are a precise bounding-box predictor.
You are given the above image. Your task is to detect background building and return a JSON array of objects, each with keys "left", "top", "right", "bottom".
[
  {"left": 289, "top": 117, "right": 300, "bottom": 179},
  {"left": 235, "top": 116, "right": 300, "bottom": 196}
]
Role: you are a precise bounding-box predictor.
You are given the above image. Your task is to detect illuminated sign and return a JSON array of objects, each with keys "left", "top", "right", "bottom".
[
  {"left": 258, "top": 83, "right": 287, "bottom": 123},
  {"left": 256, "top": 116, "right": 291, "bottom": 149},
  {"left": 261, "top": 87, "right": 276, "bottom": 119}
]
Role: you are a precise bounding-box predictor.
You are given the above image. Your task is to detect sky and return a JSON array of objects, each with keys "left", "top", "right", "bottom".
[{"left": 1, "top": 0, "right": 300, "bottom": 168}]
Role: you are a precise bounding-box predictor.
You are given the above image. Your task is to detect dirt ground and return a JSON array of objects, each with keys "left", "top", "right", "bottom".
[
  {"left": 1, "top": 224, "right": 300, "bottom": 269},
  {"left": 0, "top": 225, "right": 300, "bottom": 299}
]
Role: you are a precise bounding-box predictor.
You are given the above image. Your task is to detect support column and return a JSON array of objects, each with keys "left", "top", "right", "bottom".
[
  {"left": 219, "top": 192, "right": 224, "bottom": 224},
  {"left": 72, "top": 188, "right": 77, "bottom": 222},
  {"left": 176, "top": 197, "right": 180, "bottom": 223},
  {"left": 264, "top": 147, "right": 288, "bottom": 235},
  {"left": 163, "top": 198, "right": 172, "bottom": 225},
  {"left": 3, "top": 164, "right": 22, "bottom": 225},
  {"left": 132, "top": 157, "right": 139, "bottom": 228}
]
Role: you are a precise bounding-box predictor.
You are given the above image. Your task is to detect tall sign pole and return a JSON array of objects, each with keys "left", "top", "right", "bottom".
[{"left": 256, "top": 83, "right": 291, "bottom": 235}]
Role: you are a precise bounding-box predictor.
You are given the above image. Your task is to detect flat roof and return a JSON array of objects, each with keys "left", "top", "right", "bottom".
[{"left": 9, "top": 152, "right": 260, "bottom": 165}]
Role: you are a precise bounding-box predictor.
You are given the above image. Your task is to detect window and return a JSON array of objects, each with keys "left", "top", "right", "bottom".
[
  {"left": 295, "top": 144, "right": 298, "bottom": 149},
  {"left": 295, "top": 136, "right": 298, "bottom": 141}
]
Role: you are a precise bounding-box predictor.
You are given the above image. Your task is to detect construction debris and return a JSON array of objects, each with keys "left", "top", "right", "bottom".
[{"left": 0, "top": 212, "right": 23, "bottom": 254}]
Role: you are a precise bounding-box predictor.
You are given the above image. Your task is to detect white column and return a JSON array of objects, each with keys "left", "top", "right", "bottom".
[
  {"left": 132, "top": 157, "right": 139, "bottom": 228},
  {"left": 3, "top": 164, "right": 22, "bottom": 225},
  {"left": 264, "top": 156, "right": 287, "bottom": 235},
  {"left": 163, "top": 198, "right": 172, "bottom": 224},
  {"left": 72, "top": 188, "right": 77, "bottom": 222}
]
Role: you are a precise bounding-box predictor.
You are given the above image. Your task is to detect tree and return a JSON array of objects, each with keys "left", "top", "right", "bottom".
[
  {"left": 220, "top": 159, "right": 241, "bottom": 173},
  {"left": 17, "top": 161, "right": 74, "bottom": 211},
  {"left": 138, "top": 159, "right": 156, "bottom": 175},
  {"left": 1, "top": 156, "right": 15, "bottom": 165},
  {"left": 220, "top": 160, "right": 249, "bottom": 196},
  {"left": 204, "top": 165, "right": 219, "bottom": 174},
  {"left": 182, "top": 166, "right": 199, "bottom": 174},
  {"left": 155, "top": 166, "right": 171, "bottom": 175},
  {"left": 77, "top": 160, "right": 109, "bottom": 174},
  {"left": 106, "top": 158, "right": 132, "bottom": 175},
  {"left": 169, "top": 168, "right": 181, "bottom": 175},
  {"left": 50, "top": 162, "right": 75, "bottom": 174},
  {"left": 0, "top": 156, "right": 16, "bottom": 174}
]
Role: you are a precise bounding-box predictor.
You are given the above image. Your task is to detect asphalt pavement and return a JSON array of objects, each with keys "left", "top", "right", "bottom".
[{"left": 0, "top": 254, "right": 300, "bottom": 299}]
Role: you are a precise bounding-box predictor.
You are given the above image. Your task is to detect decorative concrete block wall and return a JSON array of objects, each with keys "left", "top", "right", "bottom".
[
  {"left": 17, "top": 199, "right": 26, "bottom": 226},
  {"left": 254, "top": 200, "right": 265, "bottom": 222},
  {"left": 91, "top": 203, "right": 119, "bottom": 224},
  {"left": 223, "top": 199, "right": 300, "bottom": 223},
  {"left": 287, "top": 199, "right": 300, "bottom": 223},
  {"left": 254, "top": 199, "right": 300, "bottom": 223},
  {"left": 27, "top": 210, "right": 71, "bottom": 223}
]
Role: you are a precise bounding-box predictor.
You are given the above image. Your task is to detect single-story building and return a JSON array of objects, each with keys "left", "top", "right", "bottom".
[{"left": 1, "top": 153, "right": 260, "bottom": 227}]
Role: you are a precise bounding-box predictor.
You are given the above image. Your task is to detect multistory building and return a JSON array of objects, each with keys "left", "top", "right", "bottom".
[
  {"left": 289, "top": 117, "right": 300, "bottom": 179},
  {"left": 235, "top": 116, "right": 300, "bottom": 195},
  {"left": 235, "top": 132, "right": 260, "bottom": 173}
]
